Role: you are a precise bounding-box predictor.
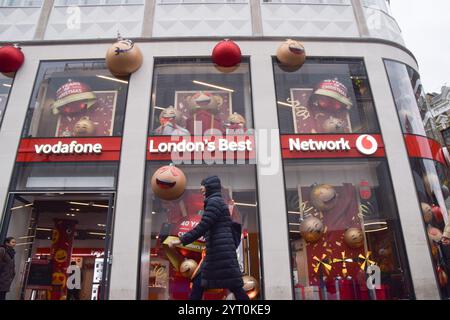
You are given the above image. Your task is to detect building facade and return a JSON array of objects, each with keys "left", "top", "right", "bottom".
[{"left": 0, "top": 0, "right": 449, "bottom": 300}]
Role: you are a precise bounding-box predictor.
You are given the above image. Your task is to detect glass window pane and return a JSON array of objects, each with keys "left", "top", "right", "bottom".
[
  {"left": 11, "top": 162, "right": 119, "bottom": 191},
  {"left": 274, "top": 58, "right": 380, "bottom": 134},
  {"left": 149, "top": 58, "right": 253, "bottom": 136},
  {"left": 0, "top": 73, "right": 13, "bottom": 129},
  {"left": 283, "top": 159, "right": 414, "bottom": 300},
  {"left": 140, "top": 163, "right": 262, "bottom": 300},
  {"left": 22, "top": 60, "right": 129, "bottom": 138}
]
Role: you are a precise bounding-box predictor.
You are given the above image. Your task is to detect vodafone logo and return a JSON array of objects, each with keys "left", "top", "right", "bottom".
[{"left": 356, "top": 135, "right": 378, "bottom": 155}]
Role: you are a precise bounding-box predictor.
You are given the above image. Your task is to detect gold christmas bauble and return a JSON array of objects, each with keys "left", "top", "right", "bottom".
[
  {"left": 421, "top": 202, "right": 433, "bottom": 223},
  {"left": 73, "top": 116, "right": 96, "bottom": 136},
  {"left": 300, "top": 216, "right": 324, "bottom": 243},
  {"left": 276, "top": 39, "right": 306, "bottom": 71},
  {"left": 310, "top": 184, "right": 338, "bottom": 212},
  {"left": 151, "top": 164, "right": 186, "bottom": 201},
  {"left": 106, "top": 38, "right": 143, "bottom": 76},
  {"left": 179, "top": 259, "right": 198, "bottom": 278},
  {"left": 242, "top": 275, "right": 259, "bottom": 299},
  {"left": 344, "top": 228, "right": 364, "bottom": 249}
]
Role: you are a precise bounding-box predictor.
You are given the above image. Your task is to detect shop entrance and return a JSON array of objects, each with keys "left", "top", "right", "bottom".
[{"left": 0, "top": 192, "right": 115, "bottom": 300}]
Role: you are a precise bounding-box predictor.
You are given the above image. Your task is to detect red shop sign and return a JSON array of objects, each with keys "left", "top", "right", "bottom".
[
  {"left": 147, "top": 135, "right": 255, "bottom": 162},
  {"left": 281, "top": 134, "right": 385, "bottom": 159},
  {"left": 16, "top": 137, "right": 122, "bottom": 162},
  {"left": 404, "top": 134, "right": 448, "bottom": 166}
]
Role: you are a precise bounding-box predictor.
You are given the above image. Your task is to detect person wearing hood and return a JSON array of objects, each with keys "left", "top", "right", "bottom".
[
  {"left": 0, "top": 237, "right": 16, "bottom": 300},
  {"left": 169, "top": 175, "right": 248, "bottom": 300}
]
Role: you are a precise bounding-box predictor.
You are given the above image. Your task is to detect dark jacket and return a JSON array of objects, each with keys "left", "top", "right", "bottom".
[
  {"left": 0, "top": 246, "right": 15, "bottom": 292},
  {"left": 180, "top": 176, "right": 243, "bottom": 289}
]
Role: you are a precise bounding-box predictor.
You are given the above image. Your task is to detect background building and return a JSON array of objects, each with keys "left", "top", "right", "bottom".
[{"left": 0, "top": 0, "right": 449, "bottom": 300}]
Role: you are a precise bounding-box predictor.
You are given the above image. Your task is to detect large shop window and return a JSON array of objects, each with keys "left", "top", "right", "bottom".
[
  {"left": 273, "top": 58, "right": 379, "bottom": 134},
  {"left": 0, "top": 72, "right": 14, "bottom": 129},
  {"left": 149, "top": 57, "right": 253, "bottom": 136},
  {"left": 283, "top": 159, "right": 414, "bottom": 300},
  {"left": 141, "top": 57, "right": 260, "bottom": 300},
  {"left": 22, "top": 60, "right": 129, "bottom": 138},
  {"left": 385, "top": 59, "right": 450, "bottom": 299},
  {"left": 385, "top": 60, "right": 438, "bottom": 140},
  {"left": 140, "top": 164, "right": 261, "bottom": 300}
]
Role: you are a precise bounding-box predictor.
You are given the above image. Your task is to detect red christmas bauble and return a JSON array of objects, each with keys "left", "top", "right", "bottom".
[
  {"left": 212, "top": 40, "right": 241, "bottom": 68},
  {"left": 0, "top": 45, "right": 24, "bottom": 73},
  {"left": 432, "top": 205, "right": 444, "bottom": 223}
]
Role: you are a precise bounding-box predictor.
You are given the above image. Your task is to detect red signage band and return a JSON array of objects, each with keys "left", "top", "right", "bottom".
[
  {"left": 147, "top": 135, "right": 255, "bottom": 162},
  {"left": 16, "top": 137, "right": 122, "bottom": 162},
  {"left": 281, "top": 134, "right": 385, "bottom": 159},
  {"left": 404, "top": 134, "right": 447, "bottom": 166}
]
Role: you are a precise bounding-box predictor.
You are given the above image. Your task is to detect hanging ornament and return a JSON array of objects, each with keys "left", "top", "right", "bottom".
[
  {"left": 179, "top": 259, "right": 198, "bottom": 278},
  {"left": 344, "top": 228, "right": 364, "bottom": 249},
  {"left": 332, "top": 252, "right": 353, "bottom": 278},
  {"left": 310, "top": 184, "right": 338, "bottom": 212},
  {"left": 73, "top": 116, "right": 96, "bottom": 136},
  {"left": 358, "top": 252, "right": 376, "bottom": 271},
  {"left": 151, "top": 164, "right": 186, "bottom": 201},
  {"left": 427, "top": 225, "right": 443, "bottom": 243},
  {"left": 299, "top": 216, "right": 324, "bottom": 243},
  {"left": 0, "top": 44, "right": 24, "bottom": 74},
  {"left": 106, "top": 33, "right": 143, "bottom": 76},
  {"left": 432, "top": 205, "right": 444, "bottom": 223},
  {"left": 312, "top": 254, "right": 332, "bottom": 275},
  {"left": 242, "top": 275, "right": 260, "bottom": 300},
  {"left": 51, "top": 80, "right": 97, "bottom": 115},
  {"left": 212, "top": 39, "right": 241, "bottom": 70},
  {"left": 276, "top": 39, "right": 306, "bottom": 72},
  {"left": 421, "top": 202, "right": 433, "bottom": 224},
  {"left": 311, "top": 79, "right": 353, "bottom": 112}
]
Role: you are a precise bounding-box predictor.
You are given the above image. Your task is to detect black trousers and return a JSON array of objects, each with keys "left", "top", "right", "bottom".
[
  {"left": 0, "top": 291, "right": 6, "bottom": 300},
  {"left": 189, "top": 274, "right": 249, "bottom": 300}
]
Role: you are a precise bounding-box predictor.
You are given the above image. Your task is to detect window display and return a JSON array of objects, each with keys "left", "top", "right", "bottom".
[
  {"left": 0, "top": 72, "right": 13, "bottom": 129},
  {"left": 140, "top": 163, "right": 261, "bottom": 300},
  {"left": 283, "top": 159, "right": 414, "bottom": 300},
  {"left": 274, "top": 58, "right": 379, "bottom": 134},
  {"left": 149, "top": 58, "right": 253, "bottom": 136},
  {"left": 385, "top": 59, "right": 450, "bottom": 299},
  {"left": 22, "top": 60, "right": 129, "bottom": 138}
]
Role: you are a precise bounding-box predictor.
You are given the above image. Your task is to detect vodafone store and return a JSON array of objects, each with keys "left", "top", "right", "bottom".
[{"left": 0, "top": 44, "right": 449, "bottom": 301}]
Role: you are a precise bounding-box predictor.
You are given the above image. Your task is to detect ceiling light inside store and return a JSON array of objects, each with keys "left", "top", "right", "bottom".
[
  {"left": 11, "top": 203, "right": 33, "bottom": 211},
  {"left": 96, "top": 75, "right": 128, "bottom": 84},
  {"left": 2, "top": 84, "right": 11, "bottom": 88},
  {"left": 364, "top": 227, "right": 388, "bottom": 233},
  {"left": 154, "top": 107, "right": 165, "bottom": 111},
  {"left": 277, "top": 101, "right": 294, "bottom": 107},
  {"left": 97, "top": 224, "right": 106, "bottom": 227},
  {"left": 89, "top": 232, "right": 106, "bottom": 236},
  {"left": 36, "top": 228, "right": 52, "bottom": 232},
  {"left": 192, "top": 80, "right": 234, "bottom": 92},
  {"left": 234, "top": 202, "right": 257, "bottom": 207}
]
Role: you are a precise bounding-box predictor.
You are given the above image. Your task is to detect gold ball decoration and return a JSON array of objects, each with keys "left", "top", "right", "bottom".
[
  {"left": 106, "top": 37, "right": 143, "bottom": 76},
  {"left": 344, "top": 228, "right": 364, "bottom": 249},
  {"left": 276, "top": 39, "right": 306, "bottom": 72},
  {"left": 242, "top": 275, "right": 259, "bottom": 299},
  {"left": 73, "top": 116, "right": 96, "bottom": 136},
  {"left": 179, "top": 259, "right": 198, "bottom": 278},
  {"left": 151, "top": 164, "right": 186, "bottom": 201},
  {"left": 300, "top": 216, "right": 325, "bottom": 243},
  {"left": 421, "top": 202, "right": 433, "bottom": 223},
  {"left": 310, "top": 184, "right": 338, "bottom": 212}
]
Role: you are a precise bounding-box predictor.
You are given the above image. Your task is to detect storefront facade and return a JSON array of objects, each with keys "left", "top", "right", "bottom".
[{"left": 0, "top": 0, "right": 448, "bottom": 300}]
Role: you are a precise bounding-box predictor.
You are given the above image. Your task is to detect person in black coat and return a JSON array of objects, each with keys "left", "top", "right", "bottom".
[
  {"left": 169, "top": 175, "right": 248, "bottom": 300},
  {"left": 0, "top": 237, "right": 16, "bottom": 300}
]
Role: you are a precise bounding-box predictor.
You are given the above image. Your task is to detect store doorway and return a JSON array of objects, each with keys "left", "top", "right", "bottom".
[{"left": 0, "top": 193, "right": 115, "bottom": 300}]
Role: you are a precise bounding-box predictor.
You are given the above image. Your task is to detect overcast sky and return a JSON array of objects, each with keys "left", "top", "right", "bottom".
[{"left": 389, "top": 0, "right": 450, "bottom": 93}]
